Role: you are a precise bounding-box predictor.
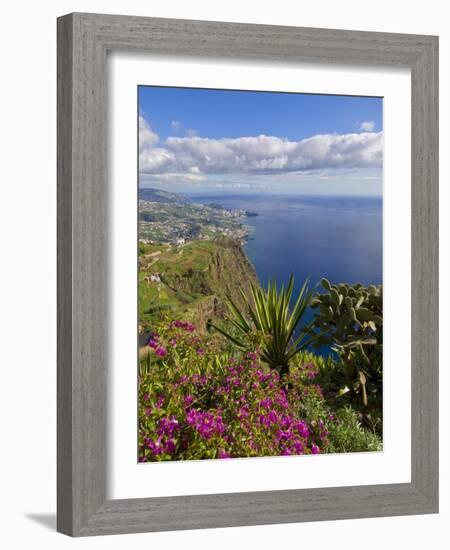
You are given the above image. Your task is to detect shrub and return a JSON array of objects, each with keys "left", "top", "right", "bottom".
[
  {"left": 138, "top": 320, "right": 381, "bottom": 461},
  {"left": 327, "top": 406, "right": 382, "bottom": 453}
]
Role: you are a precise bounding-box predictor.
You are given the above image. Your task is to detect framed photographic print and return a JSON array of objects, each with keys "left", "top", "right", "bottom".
[
  {"left": 57, "top": 13, "right": 438, "bottom": 536},
  {"left": 136, "top": 86, "right": 385, "bottom": 462}
]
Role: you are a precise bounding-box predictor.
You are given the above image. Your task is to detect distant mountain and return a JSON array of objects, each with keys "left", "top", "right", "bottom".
[
  {"left": 139, "top": 187, "right": 186, "bottom": 204},
  {"left": 205, "top": 202, "right": 228, "bottom": 210}
]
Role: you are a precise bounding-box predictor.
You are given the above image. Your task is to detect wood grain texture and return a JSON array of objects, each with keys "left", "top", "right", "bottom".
[
  {"left": 410, "top": 36, "right": 439, "bottom": 505},
  {"left": 57, "top": 12, "right": 439, "bottom": 537},
  {"left": 57, "top": 13, "right": 74, "bottom": 535}
]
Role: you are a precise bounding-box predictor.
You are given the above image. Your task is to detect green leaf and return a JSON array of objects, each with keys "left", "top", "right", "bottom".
[
  {"left": 330, "top": 288, "right": 340, "bottom": 307},
  {"left": 356, "top": 307, "right": 374, "bottom": 322},
  {"left": 337, "top": 386, "right": 350, "bottom": 397},
  {"left": 321, "top": 278, "right": 331, "bottom": 291}
]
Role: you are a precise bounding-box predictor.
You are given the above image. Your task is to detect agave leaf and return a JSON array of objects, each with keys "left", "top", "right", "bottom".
[
  {"left": 225, "top": 293, "right": 251, "bottom": 333},
  {"left": 208, "top": 321, "right": 246, "bottom": 350},
  {"left": 211, "top": 274, "right": 313, "bottom": 375}
]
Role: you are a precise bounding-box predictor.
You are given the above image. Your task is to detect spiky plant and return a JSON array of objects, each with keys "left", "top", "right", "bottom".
[{"left": 210, "top": 275, "right": 313, "bottom": 377}]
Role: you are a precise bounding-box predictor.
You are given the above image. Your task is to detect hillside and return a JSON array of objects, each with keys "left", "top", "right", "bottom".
[
  {"left": 139, "top": 187, "right": 186, "bottom": 204},
  {"left": 139, "top": 237, "right": 258, "bottom": 339}
]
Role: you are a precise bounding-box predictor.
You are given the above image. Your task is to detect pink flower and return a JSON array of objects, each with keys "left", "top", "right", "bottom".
[
  {"left": 275, "top": 392, "right": 289, "bottom": 409},
  {"left": 294, "top": 421, "right": 309, "bottom": 438},
  {"left": 280, "top": 415, "right": 293, "bottom": 430},
  {"left": 311, "top": 444, "right": 320, "bottom": 455},
  {"left": 146, "top": 438, "right": 163, "bottom": 456},
  {"left": 171, "top": 320, "right": 195, "bottom": 332},
  {"left": 258, "top": 410, "right": 278, "bottom": 427},
  {"left": 157, "top": 416, "right": 179, "bottom": 438},
  {"left": 259, "top": 398, "right": 273, "bottom": 410},
  {"left": 277, "top": 430, "right": 292, "bottom": 443},
  {"left": 155, "top": 346, "right": 167, "bottom": 357},
  {"left": 148, "top": 338, "right": 158, "bottom": 349},
  {"left": 165, "top": 439, "right": 176, "bottom": 454},
  {"left": 218, "top": 450, "right": 230, "bottom": 459},
  {"left": 184, "top": 395, "right": 194, "bottom": 407},
  {"left": 238, "top": 407, "right": 249, "bottom": 419},
  {"left": 256, "top": 370, "right": 271, "bottom": 383},
  {"left": 186, "top": 409, "right": 225, "bottom": 439}
]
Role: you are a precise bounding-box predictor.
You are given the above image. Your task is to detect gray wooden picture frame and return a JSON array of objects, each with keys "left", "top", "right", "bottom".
[{"left": 57, "top": 12, "right": 439, "bottom": 537}]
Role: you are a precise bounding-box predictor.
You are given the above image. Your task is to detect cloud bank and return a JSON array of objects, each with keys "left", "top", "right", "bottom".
[
  {"left": 139, "top": 116, "right": 382, "bottom": 178},
  {"left": 360, "top": 120, "right": 375, "bottom": 132}
]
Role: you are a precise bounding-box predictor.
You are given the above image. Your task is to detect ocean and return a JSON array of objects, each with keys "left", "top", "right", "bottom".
[{"left": 187, "top": 193, "right": 383, "bottom": 354}]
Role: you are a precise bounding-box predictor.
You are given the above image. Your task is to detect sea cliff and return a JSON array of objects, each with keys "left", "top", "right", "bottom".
[{"left": 139, "top": 237, "right": 258, "bottom": 339}]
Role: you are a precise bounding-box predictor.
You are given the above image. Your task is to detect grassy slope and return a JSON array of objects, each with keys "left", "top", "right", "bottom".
[{"left": 139, "top": 238, "right": 258, "bottom": 332}]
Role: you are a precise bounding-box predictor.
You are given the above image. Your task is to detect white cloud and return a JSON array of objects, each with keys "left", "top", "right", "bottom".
[
  {"left": 139, "top": 115, "right": 159, "bottom": 153},
  {"left": 139, "top": 123, "right": 383, "bottom": 177},
  {"left": 169, "top": 120, "right": 198, "bottom": 137},
  {"left": 140, "top": 172, "right": 205, "bottom": 185},
  {"left": 360, "top": 120, "right": 375, "bottom": 132}
]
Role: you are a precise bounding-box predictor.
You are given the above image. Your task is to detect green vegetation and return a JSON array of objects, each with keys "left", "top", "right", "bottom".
[
  {"left": 210, "top": 275, "right": 314, "bottom": 377},
  {"left": 139, "top": 237, "right": 257, "bottom": 334},
  {"left": 139, "top": 320, "right": 382, "bottom": 462},
  {"left": 138, "top": 234, "right": 383, "bottom": 461},
  {"left": 310, "top": 279, "right": 383, "bottom": 432}
]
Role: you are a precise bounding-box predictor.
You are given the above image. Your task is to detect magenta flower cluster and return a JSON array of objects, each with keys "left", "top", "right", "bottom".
[
  {"left": 147, "top": 333, "right": 167, "bottom": 358},
  {"left": 186, "top": 409, "right": 225, "bottom": 439},
  {"left": 170, "top": 320, "right": 195, "bottom": 332},
  {"left": 139, "top": 320, "right": 334, "bottom": 462}
]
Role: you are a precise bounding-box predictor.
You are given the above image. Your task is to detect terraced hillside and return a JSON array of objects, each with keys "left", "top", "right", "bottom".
[{"left": 139, "top": 237, "right": 258, "bottom": 338}]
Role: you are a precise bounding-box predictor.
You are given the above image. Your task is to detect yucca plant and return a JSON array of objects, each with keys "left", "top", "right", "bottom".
[{"left": 210, "top": 275, "right": 314, "bottom": 377}]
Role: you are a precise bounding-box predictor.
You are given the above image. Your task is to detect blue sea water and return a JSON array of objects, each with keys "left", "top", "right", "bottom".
[{"left": 188, "top": 193, "right": 383, "bottom": 354}]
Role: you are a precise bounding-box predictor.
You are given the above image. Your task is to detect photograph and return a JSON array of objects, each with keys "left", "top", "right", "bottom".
[
  {"left": 0, "top": 1, "right": 441, "bottom": 543},
  {"left": 138, "top": 86, "right": 383, "bottom": 462}
]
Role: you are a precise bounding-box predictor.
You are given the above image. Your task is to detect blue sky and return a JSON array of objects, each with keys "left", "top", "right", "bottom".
[{"left": 138, "top": 86, "right": 383, "bottom": 196}]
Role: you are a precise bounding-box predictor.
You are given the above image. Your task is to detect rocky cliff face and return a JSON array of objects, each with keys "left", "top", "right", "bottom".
[{"left": 207, "top": 236, "right": 258, "bottom": 310}]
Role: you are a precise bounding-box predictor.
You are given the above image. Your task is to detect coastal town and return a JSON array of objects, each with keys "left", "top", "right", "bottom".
[{"left": 138, "top": 190, "right": 257, "bottom": 245}]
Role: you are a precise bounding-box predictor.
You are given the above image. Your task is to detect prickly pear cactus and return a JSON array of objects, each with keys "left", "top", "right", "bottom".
[{"left": 310, "top": 279, "right": 383, "bottom": 425}]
